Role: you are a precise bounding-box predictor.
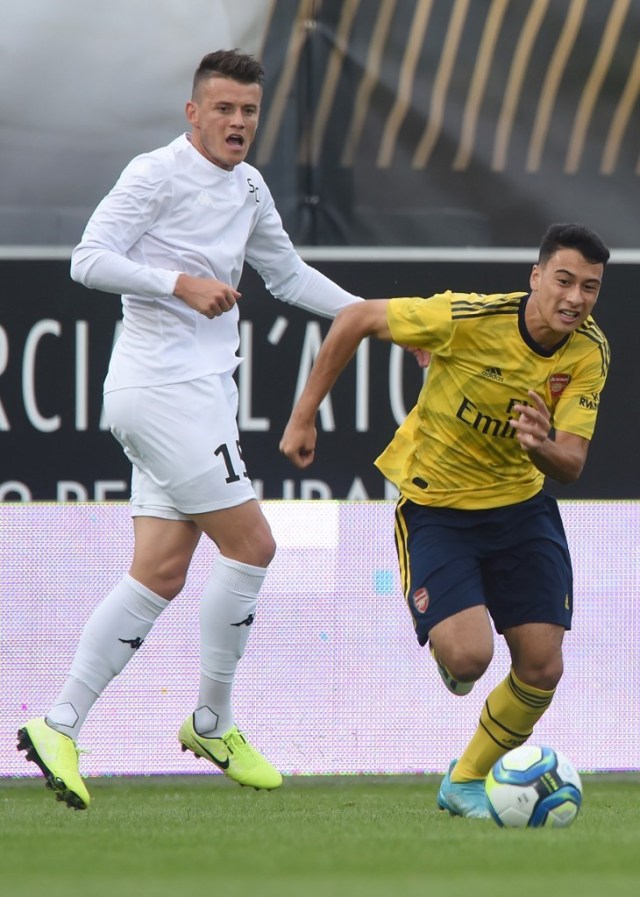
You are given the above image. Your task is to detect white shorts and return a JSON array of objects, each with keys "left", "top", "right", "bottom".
[{"left": 104, "top": 373, "right": 257, "bottom": 520}]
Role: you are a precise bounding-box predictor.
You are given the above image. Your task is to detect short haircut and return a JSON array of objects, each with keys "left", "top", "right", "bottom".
[
  {"left": 538, "top": 223, "right": 610, "bottom": 267},
  {"left": 192, "top": 49, "right": 265, "bottom": 97}
]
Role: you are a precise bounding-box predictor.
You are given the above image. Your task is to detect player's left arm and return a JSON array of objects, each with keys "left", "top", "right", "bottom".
[
  {"left": 245, "top": 182, "right": 363, "bottom": 317},
  {"left": 509, "top": 390, "right": 590, "bottom": 483}
]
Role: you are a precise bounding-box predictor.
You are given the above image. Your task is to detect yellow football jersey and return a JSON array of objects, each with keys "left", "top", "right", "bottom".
[{"left": 375, "top": 291, "right": 610, "bottom": 509}]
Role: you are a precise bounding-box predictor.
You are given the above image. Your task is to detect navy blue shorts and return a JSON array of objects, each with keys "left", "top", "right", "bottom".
[{"left": 394, "top": 491, "right": 573, "bottom": 646}]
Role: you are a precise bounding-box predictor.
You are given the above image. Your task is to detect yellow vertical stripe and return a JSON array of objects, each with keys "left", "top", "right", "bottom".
[
  {"left": 300, "top": 0, "right": 362, "bottom": 167},
  {"left": 394, "top": 497, "right": 411, "bottom": 600},
  {"left": 412, "top": 0, "right": 470, "bottom": 170},
  {"left": 601, "top": 42, "right": 640, "bottom": 174},
  {"left": 452, "top": 0, "right": 510, "bottom": 171},
  {"left": 256, "top": 0, "right": 279, "bottom": 61},
  {"left": 492, "top": 0, "right": 549, "bottom": 172},
  {"left": 526, "top": 0, "right": 586, "bottom": 172},
  {"left": 341, "top": 0, "right": 397, "bottom": 166},
  {"left": 377, "top": 0, "right": 435, "bottom": 168},
  {"left": 565, "top": 0, "right": 630, "bottom": 173},
  {"left": 255, "top": 0, "right": 318, "bottom": 167}
]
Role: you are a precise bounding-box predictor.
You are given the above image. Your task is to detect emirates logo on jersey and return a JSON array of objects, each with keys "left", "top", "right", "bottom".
[
  {"left": 549, "top": 373, "right": 571, "bottom": 397},
  {"left": 413, "top": 587, "right": 429, "bottom": 614}
]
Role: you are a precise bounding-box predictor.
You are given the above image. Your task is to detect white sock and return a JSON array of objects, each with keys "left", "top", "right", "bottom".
[
  {"left": 46, "top": 574, "right": 169, "bottom": 740},
  {"left": 195, "top": 554, "right": 266, "bottom": 737}
]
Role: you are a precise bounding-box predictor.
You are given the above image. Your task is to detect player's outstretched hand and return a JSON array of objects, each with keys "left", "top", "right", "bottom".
[
  {"left": 509, "top": 390, "right": 551, "bottom": 451},
  {"left": 279, "top": 417, "right": 317, "bottom": 469},
  {"left": 173, "top": 273, "right": 241, "bottom": 319}
]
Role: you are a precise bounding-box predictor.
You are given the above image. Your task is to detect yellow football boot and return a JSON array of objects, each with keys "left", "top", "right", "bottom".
[
  {"left": 179, "top": 715, "right": 282, "bottom": 790},
  {"left": 17, "top": 718, "right": 90, "bottom": 810}
]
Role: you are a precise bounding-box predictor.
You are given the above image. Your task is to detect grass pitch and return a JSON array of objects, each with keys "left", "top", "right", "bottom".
[{"left": 2, "top": 773, "right": 639, "bottom": 897}]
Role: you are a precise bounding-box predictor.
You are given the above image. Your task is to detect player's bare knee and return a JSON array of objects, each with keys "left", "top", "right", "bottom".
[
  {"left": 514, "top": 657, "right": 563, "bottom": 691},
  {"left": 451, "top": 658, "right": 490, "bottom": 683},
  {"left": 442, "top": 645, "right": 492, "bottom": 683},
  {"left": 251, "top": 530, "right": 276, "bottom": 567},
  {"left": 228, "top": 529, "right": 276, "bottom": 568},
  {"left": 146, "top": 559, "right": 190, "bottom": 599}
]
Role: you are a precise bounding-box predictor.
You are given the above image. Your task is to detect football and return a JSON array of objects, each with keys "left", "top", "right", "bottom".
[{"left": 485, "top": 745, "right": 583, "bottom": 828}]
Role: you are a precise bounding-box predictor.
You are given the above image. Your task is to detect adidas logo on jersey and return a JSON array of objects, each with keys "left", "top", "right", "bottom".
[
  {"left": 196, "top": 190, "right": 216, "bottom": 208},
  {"left": 481, "top": 366, "right": 504, "bottom": 382}
]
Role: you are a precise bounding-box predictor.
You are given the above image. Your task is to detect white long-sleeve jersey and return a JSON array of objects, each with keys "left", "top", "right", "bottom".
[{"left": 71, "top": 133, "right": 362, "bottom": 391}]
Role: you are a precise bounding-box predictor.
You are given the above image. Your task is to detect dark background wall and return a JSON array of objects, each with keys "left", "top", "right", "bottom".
[
  {"left": 0, "top": 256, "right": 635, "bottom": 502},
  {"left": 258, "top": 0, "right": 640, "bottom": 249},
  {"left": 3, "top": 1, "right": 639, "bottom": 251}
]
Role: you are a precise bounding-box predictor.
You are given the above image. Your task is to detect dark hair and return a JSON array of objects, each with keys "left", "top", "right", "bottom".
[
  {"left": 538, "top": 223, "right": 610, "bottom": 267},
  {"left": 192, "top": 49, "right": 264, "bottom": 97}
]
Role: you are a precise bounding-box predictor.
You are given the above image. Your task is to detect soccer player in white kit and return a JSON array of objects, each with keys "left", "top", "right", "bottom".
[{"left": 17, "top": 49, "right": 363, "bottom": 808}]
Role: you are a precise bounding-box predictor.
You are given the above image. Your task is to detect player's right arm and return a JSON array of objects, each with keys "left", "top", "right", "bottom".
[
  {"left": 70, "top": 153, "right": 181, "bottom": 298},
  {"left": 70, "top": 152, "right": 238, "bottom": 318},
  {"left": 280, "top": 300, "right": 391, "bottom": 468}
]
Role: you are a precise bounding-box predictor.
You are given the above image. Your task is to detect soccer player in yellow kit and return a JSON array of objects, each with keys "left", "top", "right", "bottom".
[{"left": 280, "top": 223, "right": 610, "bottom": 818}]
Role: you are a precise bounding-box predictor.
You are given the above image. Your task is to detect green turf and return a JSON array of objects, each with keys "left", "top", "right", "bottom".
[{"left": 2, "top": 773, "right": 639, "bottom": 897}]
